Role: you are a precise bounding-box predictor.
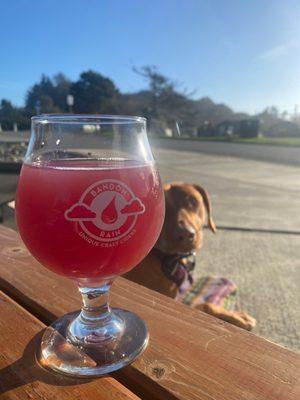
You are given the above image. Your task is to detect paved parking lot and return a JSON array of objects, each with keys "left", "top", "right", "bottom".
[{"left": 153, "top": 144, "right": 300, "bottom": 352}]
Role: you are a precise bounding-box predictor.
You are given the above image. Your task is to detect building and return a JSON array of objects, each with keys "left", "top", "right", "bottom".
[{"left": 215, "top": 119, "right": 260, "bottom": 138}]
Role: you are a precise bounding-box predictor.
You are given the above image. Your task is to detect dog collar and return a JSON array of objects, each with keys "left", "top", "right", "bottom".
[{"left": 153, "top": 248, "right": 196, "bottom": 287}]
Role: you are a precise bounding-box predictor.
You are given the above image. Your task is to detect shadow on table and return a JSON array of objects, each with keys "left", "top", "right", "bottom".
[{"left": 0, "top": 330, "right": 95, "bottom": 395}]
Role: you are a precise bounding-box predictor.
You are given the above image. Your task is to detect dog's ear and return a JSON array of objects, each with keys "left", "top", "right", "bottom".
[
  {"left": 193, "top": 184, "right": 217, "bottom": 233},
  {"left": 163, "top": 182, "right": 183, "bottom": 191}
]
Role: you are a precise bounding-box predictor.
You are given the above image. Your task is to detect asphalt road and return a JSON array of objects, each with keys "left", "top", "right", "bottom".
[{"left": 150, "top": 137, "right": 300, "bottom": 167}]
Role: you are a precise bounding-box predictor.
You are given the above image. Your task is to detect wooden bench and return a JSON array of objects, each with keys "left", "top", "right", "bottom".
[{"left": 0, "top": 224, "right": 299, "bottom": 399}]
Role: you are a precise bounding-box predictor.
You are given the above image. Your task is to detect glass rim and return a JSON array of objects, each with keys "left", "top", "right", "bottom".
[{"left": 31, "top": 114, "right": 147, "bottom": 124}]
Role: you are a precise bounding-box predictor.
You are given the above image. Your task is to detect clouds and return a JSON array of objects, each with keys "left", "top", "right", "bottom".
[
  {"left": 65, "top": 204, "right": 96, "bottom": 221},
  {"left": 258, "top": 40, "right": 298, "bottom": 60},
  {"left": 120, "top": 198, "right": 145, "bottom": 215}
]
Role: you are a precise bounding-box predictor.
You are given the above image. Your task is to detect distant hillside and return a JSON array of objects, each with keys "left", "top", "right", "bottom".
[
  {"left": 120, "top": 92, "right": 300, "bottom": 137},
  {"left": 1, "top": 67, "right": 300, "bottom": 137},
  {"left": 191, "top": 97, "right": 249, "bottom": 125},
  {"left": 258, "top": 110, "right": 300, "bottom": 137}
]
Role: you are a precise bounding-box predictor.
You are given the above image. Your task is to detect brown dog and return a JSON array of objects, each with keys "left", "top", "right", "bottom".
[{"left": 125, "top": 182, "right": 256, "bottom": 330}]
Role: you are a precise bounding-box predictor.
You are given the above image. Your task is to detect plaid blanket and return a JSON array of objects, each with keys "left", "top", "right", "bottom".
[{"left": 176, "top": 276, "right": 237, "bottom": 311}]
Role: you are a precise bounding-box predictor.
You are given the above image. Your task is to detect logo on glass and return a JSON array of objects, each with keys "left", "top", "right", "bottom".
[{"left": 65, "top": 179, "right": 145, "bottom": 242}]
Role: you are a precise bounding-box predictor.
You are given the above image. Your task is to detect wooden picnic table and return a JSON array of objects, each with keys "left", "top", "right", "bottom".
[{"left": 0, "top": 224, "right": 299, "bottom": 399}]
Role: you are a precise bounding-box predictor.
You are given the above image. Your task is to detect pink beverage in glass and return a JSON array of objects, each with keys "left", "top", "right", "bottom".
[{"left": 16, "top": 159, "right": 164, "bottom": 280}]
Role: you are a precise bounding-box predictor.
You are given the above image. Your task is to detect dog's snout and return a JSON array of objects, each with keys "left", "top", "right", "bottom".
[
  {"left": 187, "top": 230, "right": 196, "bottom": 241},
  {"left": 176, "top": 220, "right": 196, "bottom": 242},
  {"left": 185, "top": 226, "right": 196, "bottom": 242}
]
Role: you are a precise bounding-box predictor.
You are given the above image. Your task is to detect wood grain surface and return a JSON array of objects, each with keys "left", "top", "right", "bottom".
[
  {"left": 0, "top": 290, "right": 140, "bottom": 400},
  {"left": 0, "top": 225, "right": 299, "bottom": 400}
]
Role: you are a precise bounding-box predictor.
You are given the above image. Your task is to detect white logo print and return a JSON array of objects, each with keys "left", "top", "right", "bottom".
[{"left": 65, "top": 179, "right": 145, "bottom": 243}]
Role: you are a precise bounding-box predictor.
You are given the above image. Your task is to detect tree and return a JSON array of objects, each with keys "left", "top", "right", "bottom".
[
  {"left": 134, "top": 66, "right": 176, "bottom": 119},
  {"left": 0, "top": 100, "right": 29, "bottom": 130},
  {"left": 25, "top": 75, "right": 60, "bottom": 114},
  {"left": 133, "top": 66, "right": 195, "bottom": 128},
  {"left": 0, "top": 100, "right": 17, "bottom": 130},
  {"left": 51, "top": 73, "right": 72, "bottom": 112},
  {"left": 71, "top": 70, "right": 119, "bottom": 113}
]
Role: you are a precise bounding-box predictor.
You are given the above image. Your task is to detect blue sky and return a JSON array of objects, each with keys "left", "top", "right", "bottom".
[{"left": 1, "top": 0, "right": 300, "bottom": 114}]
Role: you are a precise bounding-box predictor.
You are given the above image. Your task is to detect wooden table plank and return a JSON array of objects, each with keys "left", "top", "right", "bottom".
[
  {"left": 0, "top": 225, "right": 300, "bottom": 400},
  {"left": 0, "top": 290, "right": 140, "bottom": 400}
]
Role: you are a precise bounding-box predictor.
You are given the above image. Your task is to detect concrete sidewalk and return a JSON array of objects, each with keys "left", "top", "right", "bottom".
[{"left": 154, "top": 147, "right": 300, "bottom": 352}]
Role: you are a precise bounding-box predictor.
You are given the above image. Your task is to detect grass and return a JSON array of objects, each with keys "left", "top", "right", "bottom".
[
  {"left": 235, "top": 136, "right": 300, "bottom": 146},
  {"left": 152, "top": 135, "right": 300, "bottom": 147}
]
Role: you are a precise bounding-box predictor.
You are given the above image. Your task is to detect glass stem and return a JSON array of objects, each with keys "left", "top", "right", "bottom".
[
  {"left": 78, "top": 281, "right": 112, "bottom": 324},
  {"left": 67, "top": 280, "right": 124, "bottom": 345}
]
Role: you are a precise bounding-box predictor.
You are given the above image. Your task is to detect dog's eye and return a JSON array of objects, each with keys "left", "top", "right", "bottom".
[{"left": 187, "top": 196, "right": 197, "bottom": 208}]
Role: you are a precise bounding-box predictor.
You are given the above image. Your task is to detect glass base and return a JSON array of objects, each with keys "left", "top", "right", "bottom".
[{"left": 38, "top": 308, "right": 149, "bottom": 377}]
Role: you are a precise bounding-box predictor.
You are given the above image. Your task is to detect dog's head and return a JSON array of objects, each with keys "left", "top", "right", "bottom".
[{"left": 156, "top": 182, "right": 216, "bottom": 254}]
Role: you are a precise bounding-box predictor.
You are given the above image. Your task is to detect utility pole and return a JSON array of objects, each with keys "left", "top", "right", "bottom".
[
  {"left": 35, "top": 99, "right": 41, "bottom": 115},
  {"left": 66, "top": 94, "right": 74, "bottom": 113}
]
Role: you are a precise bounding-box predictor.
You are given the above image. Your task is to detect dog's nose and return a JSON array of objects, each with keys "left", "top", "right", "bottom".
[
  {"left": 176, "top": 221, "right": 196, "bottom": 242},
  {"left": 187, "top": 230, "right": 195, "bottom": 241}
]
